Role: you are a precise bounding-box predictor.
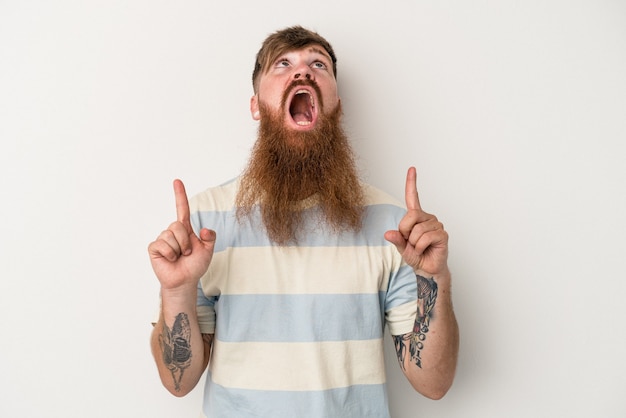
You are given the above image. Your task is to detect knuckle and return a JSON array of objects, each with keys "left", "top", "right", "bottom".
[{"left": 160, "top": 229, "right": 175, "bottom": 241}]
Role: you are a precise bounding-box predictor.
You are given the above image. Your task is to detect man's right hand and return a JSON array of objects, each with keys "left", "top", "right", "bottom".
[{"left": 148, "top": 179, "right": 216, "bottom": 291}]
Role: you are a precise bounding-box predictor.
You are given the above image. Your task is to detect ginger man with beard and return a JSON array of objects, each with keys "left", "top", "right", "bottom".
[{"left": 149, "top": 26, "right": 459, "bottom": 418}]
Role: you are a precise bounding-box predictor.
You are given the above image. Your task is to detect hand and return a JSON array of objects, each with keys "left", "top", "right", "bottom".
[
  {"left": 384, "top": 167, "right": 448, "bottom": 276},
  {"left": 148, "top": 180, "right": 216, "bottom": 291}
]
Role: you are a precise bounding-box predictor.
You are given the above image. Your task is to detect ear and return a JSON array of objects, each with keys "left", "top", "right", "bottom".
[{"left": 250, "top": 95, "right": 260, "bottom": 120}]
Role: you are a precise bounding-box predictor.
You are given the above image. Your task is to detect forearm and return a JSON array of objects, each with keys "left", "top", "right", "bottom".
[
  {"left": 393, "top": 269, "right": 459, "bottom": 399},
  {"left": 150, "top": 285, "right": 207, "bottom": 396}
]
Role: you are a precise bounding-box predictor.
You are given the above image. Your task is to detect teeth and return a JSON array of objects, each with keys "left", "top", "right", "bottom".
[{"left": 296, "top": 121, "right": 312, "bottom": 126}]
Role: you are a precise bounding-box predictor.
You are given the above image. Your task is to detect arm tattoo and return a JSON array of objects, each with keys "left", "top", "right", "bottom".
[
  {"left": 393, "top": 275, "right": 438, "bottom": 370},
  {"left": 158, "top": 312, "right": 192, "bottom": 391}
]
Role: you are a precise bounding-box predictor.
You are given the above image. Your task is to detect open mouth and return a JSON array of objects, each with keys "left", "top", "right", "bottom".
[{"left": 288, "top": 89, "right": 317, "bottom": 127}]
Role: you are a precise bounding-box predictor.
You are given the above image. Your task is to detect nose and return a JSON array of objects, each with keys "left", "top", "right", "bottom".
[{"left": 293, "top": 62, "right": 314, "bottom": 81}]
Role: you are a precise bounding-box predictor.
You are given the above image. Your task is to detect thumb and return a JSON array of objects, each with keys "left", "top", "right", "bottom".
[
  {"left": 384, "top": 230, "right": 407, "bottom": 253},
  {"left": 198, "top": 228, "right": 217, "bottom": 247}
]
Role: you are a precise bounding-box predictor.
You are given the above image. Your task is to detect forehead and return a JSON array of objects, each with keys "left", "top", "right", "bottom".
[
  {"left": 287, "top": 46, "right": 331, "bottom": 58},
  {"left": 267, "top": 44, "right": 332, "bottom": 62}
]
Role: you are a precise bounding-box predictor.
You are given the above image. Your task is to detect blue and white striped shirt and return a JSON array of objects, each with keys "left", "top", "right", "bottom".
[{"left": 190, "top": 178, "right": 418, "bottom": 418}]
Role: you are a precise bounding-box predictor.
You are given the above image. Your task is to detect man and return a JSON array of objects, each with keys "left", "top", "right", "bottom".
[{"left": 149, "top": 26, "right": 459, "bottom": 417}]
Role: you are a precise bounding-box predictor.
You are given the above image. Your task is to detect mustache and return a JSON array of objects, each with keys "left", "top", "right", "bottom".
[{"left": 280, "top": 79, "right": 324, "bottom": 109}]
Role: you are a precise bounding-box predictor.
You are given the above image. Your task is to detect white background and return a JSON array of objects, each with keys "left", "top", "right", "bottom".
[{"left": 1, "top": 1, "right": 625, "bottom": 417}]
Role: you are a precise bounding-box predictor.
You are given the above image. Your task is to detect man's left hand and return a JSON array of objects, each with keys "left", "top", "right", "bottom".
[{"left": 384, "top": 167, "right": 449, "bottom": 276}]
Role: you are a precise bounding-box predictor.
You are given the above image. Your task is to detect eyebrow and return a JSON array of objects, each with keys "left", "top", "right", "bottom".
[
  {"left": 308, "top": 46, "right": 332, "bottom": 61},
  {"left": 276, "top": 47, "right": 331, "bottom": 61}
]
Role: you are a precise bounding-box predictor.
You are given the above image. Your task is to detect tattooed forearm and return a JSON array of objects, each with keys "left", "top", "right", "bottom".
[
  {"left": 394, "top": 275, "right": 438, "bottom": 370},
  {"left": 393, "top": 333, "right": 411, "bottom": 370},
  {"left": 158, "top": 313, "right": 192, "bottom": 391}
]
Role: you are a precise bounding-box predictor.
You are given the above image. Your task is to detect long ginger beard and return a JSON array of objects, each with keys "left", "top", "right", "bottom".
[{"left": 236, "top": 96, "right": 364, "bottom": 245}]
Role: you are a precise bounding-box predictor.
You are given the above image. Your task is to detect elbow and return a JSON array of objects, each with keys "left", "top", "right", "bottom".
[
  {"left": 167, "top": 387, "right": 192, "bottom": 398},
  {"left": 160, "top": 375, "right": 195, "bottom": 397},
  {"left": 156, "top": 368, "right": 195, "bottom": 398},
  {"left": 410, "top": 375, "right": 455, "bottom": 400},
  {"left": 420, "top": 385, "right": 450, "bottom": 401}
]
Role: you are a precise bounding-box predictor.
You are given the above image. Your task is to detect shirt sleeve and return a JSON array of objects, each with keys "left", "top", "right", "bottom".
[{"left": 384, "top": 263, "right": 418, "bottom": 336}]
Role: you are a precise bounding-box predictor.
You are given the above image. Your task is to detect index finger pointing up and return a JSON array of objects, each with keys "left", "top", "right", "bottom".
[
  {"left": 173, "top": 179, "right": 191, "bottom": 229},
  {"left": 405, "top": 166, "right": 422, "bottom": 211}
]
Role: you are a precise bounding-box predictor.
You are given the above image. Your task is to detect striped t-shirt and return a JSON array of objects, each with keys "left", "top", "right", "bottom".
[{"left": 190, "top": 178, "right": 418, "bottom": 417}]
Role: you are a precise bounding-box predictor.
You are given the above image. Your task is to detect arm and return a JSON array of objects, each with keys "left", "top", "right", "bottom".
[
  {"left": 148, "top": 180, "right": 217, "bottom": 396},
  {"left": 150, "top": 293, "right": 214, "bottom": 396},
  {"left": 385, "top": 167, "right": 459, "bottom": 399},
  {"left": 392, "top": 269, "right": 458, "bottom": 399}
]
